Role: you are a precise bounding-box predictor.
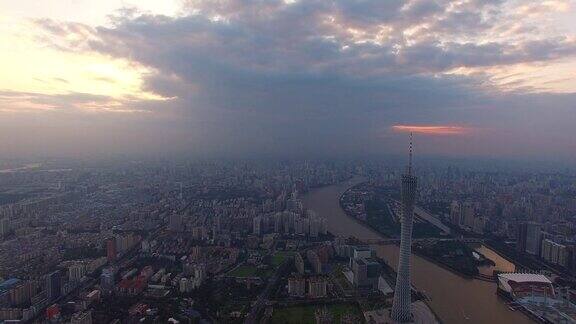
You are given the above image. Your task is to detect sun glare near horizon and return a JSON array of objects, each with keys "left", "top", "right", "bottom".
[
  {"left": 0, "top": 18, "right": 168, "bottom": 113},
  {"left": 391, "top": 125, "right": 471, "bottom": 135}
]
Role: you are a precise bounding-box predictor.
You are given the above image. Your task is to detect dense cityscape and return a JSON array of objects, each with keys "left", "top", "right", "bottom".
[
  {"left": 0, "top": 157, "right": 574, "bottom": 323},
  {"left": 2, "top": 0, "right": 576, "bottom": 323}
]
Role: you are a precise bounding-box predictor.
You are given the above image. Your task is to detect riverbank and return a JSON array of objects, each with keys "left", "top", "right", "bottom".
[
  {"left": 303, "top": 177, "right": 381, "bottom": 241},
  {"left": 337, "top": 182, "right": 495, "bottom": 280},
  {"left": 302, "top": 179, "right": 535, "bottom": 324},
  {"left": 475, "top": 243, "right": 517, "bottom": 274},
  {"left": 336, "top": 181, "right": 387, "bottom": 237}
]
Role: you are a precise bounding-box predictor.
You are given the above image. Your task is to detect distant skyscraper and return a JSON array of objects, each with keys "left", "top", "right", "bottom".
[
  {"left": 449, "top": 201, "right": 461, "bottom": 226},
  {"left": 169, "top": 214, "right": 183, "bottom": 232},
  {"left": 525, "top": 222, "right": 542, "bottom": 256},
  {"left": 46, "top": 270, "right": 61, "bottom": 301},
  {"left": 100, "top": 267, "right": 115, "bottom": 294},
  {"left": 253, "top": 216, "right": 262, "bottom": 236},
  {"left": 391, "top": 134, "right": 418, "bottom": 322},
  {"left": 288, "top": 276, "right": 306, "bottom": 297},
  {"left": 0, "top": 218, "right": 9, "bottom": 238},
  {"left": 106, "top": 237, "right": 117, "bottom": 263},
  {"left": 516, "top": 222, "right": 528, "bottom": 253},
  {"left": 68, "top": 263, "right": 86, "bottom": 282}
]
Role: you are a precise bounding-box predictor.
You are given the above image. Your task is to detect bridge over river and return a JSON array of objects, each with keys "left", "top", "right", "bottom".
[
  {"left": 363, "top": 237, "right": 485, "bottom": 245},
  {"left": 302, "top": 177, "right": 533, "bottom": 324}
]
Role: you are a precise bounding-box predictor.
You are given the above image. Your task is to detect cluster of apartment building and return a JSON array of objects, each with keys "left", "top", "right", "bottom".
[
  {"left": 287, "top": 275, "right": 328, "bottom": 298},
  {"left": 516, "top": 221, "right": 576, "bottom": 270},
  {"left": 449, "top": 201, "right": 487, "bottom": 234}
]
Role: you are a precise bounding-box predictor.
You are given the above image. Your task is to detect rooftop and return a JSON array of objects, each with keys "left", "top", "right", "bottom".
[{"left": 499, "top": 273, "right": 552, "bottom": 284}]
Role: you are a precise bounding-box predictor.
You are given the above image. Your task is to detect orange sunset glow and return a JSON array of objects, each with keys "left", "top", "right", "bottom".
[{"left": 391, "top": 125, "right": 471, "bottom": 135}]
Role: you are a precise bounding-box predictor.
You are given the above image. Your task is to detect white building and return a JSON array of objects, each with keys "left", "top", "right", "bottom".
[{"left": 68, "top": 263, "right": 86, "bottom": 282}]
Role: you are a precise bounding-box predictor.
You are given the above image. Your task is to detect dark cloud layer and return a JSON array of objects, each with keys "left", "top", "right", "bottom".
[{"left": 5, "top": 0, "right": 576, "bottom": 160}]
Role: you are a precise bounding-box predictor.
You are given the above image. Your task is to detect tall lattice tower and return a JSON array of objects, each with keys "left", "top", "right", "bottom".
[{"left": 391, "top": 133, "right": 418, "bottom": 322}]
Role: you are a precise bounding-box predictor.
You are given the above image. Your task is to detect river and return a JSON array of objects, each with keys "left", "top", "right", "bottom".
[{"left": 302, "top": 177, "right": 533, "bottom": 324}]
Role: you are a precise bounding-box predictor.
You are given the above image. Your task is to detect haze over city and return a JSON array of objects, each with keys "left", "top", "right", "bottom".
[
  {"left": 2, "top": 1, "right": 576, "bottom": 324},
  {"left": 0, "top": 0, "right": 575, "bottom": 160}
]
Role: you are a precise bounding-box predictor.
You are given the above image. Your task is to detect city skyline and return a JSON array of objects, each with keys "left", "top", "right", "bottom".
[
  {"left": 1, "top": 155, "right": 576, "bottom": 323},
  {"left": 0, "top": 0, "right": 575, "bottom": 160},
  {"left": 1, "top": 2, "right": 576, "bottom": 322}
]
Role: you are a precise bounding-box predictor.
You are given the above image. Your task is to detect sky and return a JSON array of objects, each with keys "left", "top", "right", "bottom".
[{"left": 0, "top": 0, "right": 575, "bottom": 161}]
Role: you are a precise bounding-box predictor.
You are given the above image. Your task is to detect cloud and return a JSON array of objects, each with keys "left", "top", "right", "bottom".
[
  {"left": 0, "top": 90, "right": 152, "bottom": 113},
  {"left": 1, "top": 0, "right": 575, "bottom": 159}
]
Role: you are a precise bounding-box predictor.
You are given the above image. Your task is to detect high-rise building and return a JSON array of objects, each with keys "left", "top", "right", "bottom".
[
  {"left": 0, "top": 218, "right": 9, "bottom": 238},
  {"left": 46, "top": 271, "right": 61, "bottom": 301},
  {"left": 307, "top": 277, "right": 327, "bottom": 298},
  {"left": 319, "top": 217, "right": 327, "bottom": 235},
  {"left": 288, "top": 276, "right": 306, "bottom": 297},
  {"left": 541, "top": 239, "right": 570, "bottom": 267},
  {"left": 302, "top": 217, "right": 310, "bottom": 236},
  {"left": 309, "top": 216, "right": 319, "bottom": 238},
  {"left": 283, "top": 211, "right": 293, "bottom": 234},
  {"left": 352, "top": 246, "right": 373, "bottom": 261},
  {"left": 100, "top": 267, "right": 115, "bottom": 294},
  {"left": 69, "top": 263, "right": 86, "bottom": 282},
  {"left": 116, "top": 234, "right": 134, "bottom": 252},
  {"left": 253, "top": 216, "right": 262, "bottom": 236},
  {"left": 351, "top": 257, "right": 380, "bottom": 288},
  {"left": 9, "top": 281, "right": 34, "bottom": 306},
  {"left": 307, "top": 250, "right": 322, "bottom": 274},
  {"left": 274, "top": 213, "right": 282, "bottom": 233},
  {"left": 106, "top": 237, "right": 117, "bottom": 263},
  {"left": 295, "top": 252, "right": 305, "bottom": 274},
  {"left": 516, "top": 222, "right": 528, "bottom": 253},
  {"left": 462, "top": 202, "right": 476, "bottom": 229},
  {"left": 180, "top": 278, "right": 194, "bottom": 293},
  {"left": 294, "top": 217, "right": 304, "bottom": 235},
  {"left": 287, "top": 196, "right": 303, "bottom": 214},
  {"left": 449, "top": 201, "right": 461, "bottom": 226},
  {"left": 391, "top": 135, "right": 417, "bottom": 323},
  {"left": 525, "top": 222, "right": 542, "bottom": 256},
  {"left": 169, "top": 214, "right": 183, "bottom": 232}
]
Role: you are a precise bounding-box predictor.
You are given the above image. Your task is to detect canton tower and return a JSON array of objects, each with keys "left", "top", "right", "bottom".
[{"left": 391, "top": 134, "right": 418, "bottom": 323}]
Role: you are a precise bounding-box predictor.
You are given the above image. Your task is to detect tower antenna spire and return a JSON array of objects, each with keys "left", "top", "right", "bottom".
[{"left": 408, "top": 132, "right": 413, "bottom": 175}]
